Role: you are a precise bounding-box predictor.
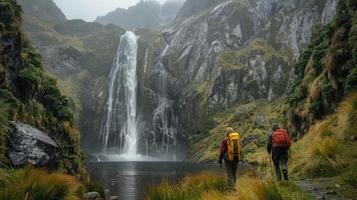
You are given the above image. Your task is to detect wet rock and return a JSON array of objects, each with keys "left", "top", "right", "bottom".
[
  {"left": 109, "top": 196, "right": 119, "bottom": 200},
  {"left": 326, "top": 190, "right": 337, "bottom": 195},
  {"left": 7, "top": 122, "right": 58, "bottom": 167},
  {"left": 318, "top": 196, "right": 326, "bottom": 200},
  {"left": 86, "top": 192, "right": 101, "bottom": 200}
]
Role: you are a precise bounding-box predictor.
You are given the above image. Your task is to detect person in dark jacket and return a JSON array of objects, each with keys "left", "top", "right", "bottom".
[
  {"left": 219, "top": 127, "right": 239, "bottom": 190},
  {"left": 267, "top": 123, "right": 290, "bottom": 181}
]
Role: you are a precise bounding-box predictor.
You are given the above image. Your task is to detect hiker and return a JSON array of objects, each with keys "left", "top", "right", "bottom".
[
  {"left": 219, "top": 127, "right": 241, "bottom": 190},
  {"left": 267, "top": 123, "right": 291, "bottom": 181}
]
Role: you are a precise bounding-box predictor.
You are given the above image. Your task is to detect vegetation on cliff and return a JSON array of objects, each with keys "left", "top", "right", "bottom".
[
  {"left": 0, "top": 0, "right": 84, "bottom": 176},
  {"left": 286, "top": 0, "right": 357, "bottom": 138}
]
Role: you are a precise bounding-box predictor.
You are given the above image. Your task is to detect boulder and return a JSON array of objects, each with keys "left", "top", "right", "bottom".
[
  {"left": 85, "top": 192, "right": 101, "bottom": 200},
  {"left": 7, "top": 122, "right": 58, "bottom": 167}
]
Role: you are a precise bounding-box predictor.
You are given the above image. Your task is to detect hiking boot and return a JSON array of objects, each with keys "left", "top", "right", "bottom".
[
  {"left": 275, "top": 167, "right": 282, "bottom": 181},
  {"left": 282, "top": 169, "right": 289, "bottom": 181}
]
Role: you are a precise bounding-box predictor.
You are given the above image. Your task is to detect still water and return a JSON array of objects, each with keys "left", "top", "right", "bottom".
[{"left": 87, "top": 161, "right": 221, "bottom": 200}]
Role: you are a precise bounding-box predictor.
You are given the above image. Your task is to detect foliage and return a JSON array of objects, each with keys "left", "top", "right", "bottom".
[{"left": 0, "top": 166, "right": 85, "bottom": 200}]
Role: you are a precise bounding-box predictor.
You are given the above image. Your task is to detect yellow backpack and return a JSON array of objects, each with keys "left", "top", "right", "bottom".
[{"left": 227, "top": 132, "right": 241, "bottom": 162}]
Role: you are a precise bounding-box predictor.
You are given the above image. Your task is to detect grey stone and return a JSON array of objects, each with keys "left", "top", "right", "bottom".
[
  {"left": 86, "top": 192, "right": 101, "bottom": 200},
  {"left": 7, "top": 122, "right": 58, "bottom": 167}
]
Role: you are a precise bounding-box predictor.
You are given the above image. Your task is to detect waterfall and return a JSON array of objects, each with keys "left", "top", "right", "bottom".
[{"left": 100, "top": 31, "right": 138, "bottom": 155}]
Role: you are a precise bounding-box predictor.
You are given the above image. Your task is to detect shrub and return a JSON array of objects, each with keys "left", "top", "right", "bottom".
[
  {"left": 322, "top": 43, "right": 351, "bottom": 79},
  {"left": 0, "top": 166, "right": 85, "bottom": 200},
  {"left": 344, "top": 67, "right": 357, "bottom": 92},
  {"left": 17, "top": 66, "right": 44, "bottom": 98}
]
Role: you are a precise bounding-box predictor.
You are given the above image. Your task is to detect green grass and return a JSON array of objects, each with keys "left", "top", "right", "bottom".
[{"left": 0, "top": 166, "right": 85, "bottom": 200}]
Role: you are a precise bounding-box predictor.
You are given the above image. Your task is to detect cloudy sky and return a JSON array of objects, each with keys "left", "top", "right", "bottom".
[{"left": 53, "top": 0, "right": 167, "bottom": 22}]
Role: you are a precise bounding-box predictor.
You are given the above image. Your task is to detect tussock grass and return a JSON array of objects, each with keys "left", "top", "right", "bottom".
[
  {"left": 290, "top": 93, "right": 357, "bottom": 178},
  {"left": 145, "top": 173, "right": 227, "bottom": 200},
  {"left": 235, "top": 177, "right": 282, "bottom": 200},
  {"left": 0, "top": 166, "right": 85, "bottom": 200},
  {"left": 146, "top": 173, "right": 315, "bottom": 200},
  {"left": 302, "top": 138, "right": 347, "bottom": 177}
]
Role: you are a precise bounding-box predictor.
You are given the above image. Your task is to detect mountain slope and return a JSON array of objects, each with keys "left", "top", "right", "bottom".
[
  {"left": 133, "top": 0, "right": 340, "bottom": 160},
  {"left": 17, "top": 0, "right": 66, "bottom": 23},
  {"left": 96, "top": 0, "right": 184, "bottom": 29}
]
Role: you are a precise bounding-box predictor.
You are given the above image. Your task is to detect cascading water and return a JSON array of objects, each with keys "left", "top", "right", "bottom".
[
  {"left": 98, "top": 31, "right": 181, "bottom": 161},
  {"left": 100, "top": 31, "right": 138, "bottom": 156}
]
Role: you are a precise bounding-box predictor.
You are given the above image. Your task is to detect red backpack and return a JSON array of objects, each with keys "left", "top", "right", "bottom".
[{"left": 272, "top": 128, "right": 291, "bottom": 148}]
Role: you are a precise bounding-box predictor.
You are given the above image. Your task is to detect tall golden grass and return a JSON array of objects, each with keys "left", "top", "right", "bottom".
[
  {"left": 145, "top": 172, "right": 289, "bottom": 200},
  {"left": 297, "top": 137, "right": 347, "bottom": 177},
  {"left": 0, "top": 166, "right": 85, "bottom": 200},
  {"left": 145, "top": 174, "right": 227, "bottom": 200},
  {"left": 235, "top": 177, "right": 283, "bottom": 200},
  {"left": 290, "top": 93, "right": 357, "bottom": 178}
]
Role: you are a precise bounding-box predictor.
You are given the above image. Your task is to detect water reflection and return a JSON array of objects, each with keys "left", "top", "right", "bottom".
[{"left": 87, "top": 162, "right": 219, "bottom": 200}]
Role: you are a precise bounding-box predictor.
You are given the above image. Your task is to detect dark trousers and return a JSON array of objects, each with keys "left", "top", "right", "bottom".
[
  {"left": 224, "top": 161, "right": 239, "bottom": 188},
  {"left": 272, "top": 147, "right": 289, "bottom": 180}
]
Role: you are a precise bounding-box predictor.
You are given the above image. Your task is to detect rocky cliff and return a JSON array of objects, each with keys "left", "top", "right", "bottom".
[
  {"left": 18, "top": 0, "right": 344, "bottom": 160},
  {"left": 0, "top": 0, "right": 84, "bottom": 174},
  {"left": 135, "top": 0, "right": 340, "bottom": 159}
]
